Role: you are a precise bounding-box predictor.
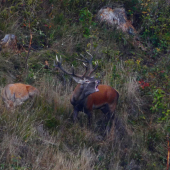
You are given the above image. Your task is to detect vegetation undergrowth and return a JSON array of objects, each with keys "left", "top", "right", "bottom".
[{"left": 0, "top": 0, "right": 170, "bottom": 169}]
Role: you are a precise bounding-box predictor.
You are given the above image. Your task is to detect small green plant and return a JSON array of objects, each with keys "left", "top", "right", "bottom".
[
  {"left": 45, "top": 117, "right": 60, "bottom": 129},
  {"left": 161, "top": 109, "right": 170, "bottom": 121},
  {"left": 110, "top": 65, "right": 120, "bottom": 87},
  {"left": 150, "top": 88, "right": 170, "bottom": 121},
  {"left": 140, "top": 0, "right": 170, "bottom": 51},
  {"left": 79, "top": 7, "right": 96, "bottom": 38},
  {"left": 150, "top": 88, "right": 166, "bottom": 112}
]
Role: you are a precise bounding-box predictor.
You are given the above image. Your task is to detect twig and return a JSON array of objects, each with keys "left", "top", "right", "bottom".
[
  {"left": 25, "top": 22, "right": 33, "bottom": 78},
  {"left": 167, "top": 133, "right": 170, "bottom": 170}
]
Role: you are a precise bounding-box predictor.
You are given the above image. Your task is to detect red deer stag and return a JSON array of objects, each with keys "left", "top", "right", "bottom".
[
  {"left": 1, "top": 83, "right": 39, "bottom": 109},
  {"left": 54, "top": 52, "right": 119, "bottom": 125}
]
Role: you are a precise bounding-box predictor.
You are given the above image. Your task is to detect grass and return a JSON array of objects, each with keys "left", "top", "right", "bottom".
[
  {"left": 0, "top": 58, "right": 166, "bottom": 169},
  {"left": 0, "top": 0, "right": 170, "bottom": 169}
]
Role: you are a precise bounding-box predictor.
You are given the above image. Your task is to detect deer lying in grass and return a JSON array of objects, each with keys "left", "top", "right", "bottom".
[
  {"left": 54, "top": 52, "right": 119, "bottom": 126},
  {"left": 1, "top": 83, "right": 39, "bottom": 109}
]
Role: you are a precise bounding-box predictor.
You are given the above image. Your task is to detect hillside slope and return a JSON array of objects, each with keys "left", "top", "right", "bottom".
[{"left": 0, "top": 0, "right": 170, "bottom": 169}]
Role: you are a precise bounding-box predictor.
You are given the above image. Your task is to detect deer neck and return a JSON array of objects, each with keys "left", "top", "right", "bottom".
[{"left": 71, "top": 84, "right": 87, "bottom": 105}]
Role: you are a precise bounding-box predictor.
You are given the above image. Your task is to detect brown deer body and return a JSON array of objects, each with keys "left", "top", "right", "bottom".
[
  {"left": 1, "top": 83, "right": 39, "bottom": 109},
  {"left": 71, "top": 84, "right": 119, "bottom": 124},
  {"left": 54, "top": 52, "right": 119, "bottom": 124}
]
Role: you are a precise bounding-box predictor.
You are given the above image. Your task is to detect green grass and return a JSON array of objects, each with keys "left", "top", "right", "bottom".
[{"left": 0, "top": 0, "right": 170, "bottom": 169}]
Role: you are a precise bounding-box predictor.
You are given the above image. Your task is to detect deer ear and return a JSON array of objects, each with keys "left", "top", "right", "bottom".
[
  {"left": 26, "top": 85, "right": 31, "bottom": 91},
  {"left": 72, "top": 77, "right": 83, "bottom": 84}
]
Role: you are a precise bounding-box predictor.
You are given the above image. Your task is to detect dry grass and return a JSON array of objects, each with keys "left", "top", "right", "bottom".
[
  {"left": 0, "top": 58, "right": 166, "bottom": 170},
  {"left": 0, "top": 133, "right": 97, "bottom": 170},
  {"left": 0, "top": 0, "right": 169, "bottom": 169},
  {"left": 53, "top": 148, "right": 96, "bottom": 170},
  {"left": 0, "top": 51, "right": 166, "bottom": 170},
  {"left": 0, "top": 75, "right": 98, "bottom": 170}
]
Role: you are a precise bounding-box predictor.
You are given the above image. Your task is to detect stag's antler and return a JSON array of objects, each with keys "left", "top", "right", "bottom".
[
  {"left": 54, "top": 52, "right": 98, "bottom": 78},
  {"left": 76, "top": 51, "right": 98, "bottom": 77},
  {"left": 88, "top": 61, "right": 98, "bottom": 77},
  {"left": 54, "top": 55, "right": 83, "bottom": 78}
]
